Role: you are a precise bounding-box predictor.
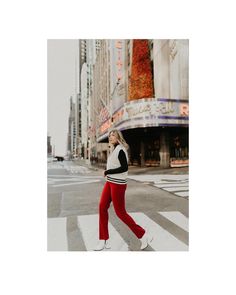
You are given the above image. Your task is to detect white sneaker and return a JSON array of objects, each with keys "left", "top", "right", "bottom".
[
  {"left": 139, "top": 232, "right": 153, "bottom": 250},
  {"left": 94, "top": 240, "right": 111, "bottom": 251},
  {"left": 104, "top": 240, "right": 111, "bottom": 249}
]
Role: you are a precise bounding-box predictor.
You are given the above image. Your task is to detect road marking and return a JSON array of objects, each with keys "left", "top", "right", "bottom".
[
  {"left": 47, "top": 166, "right": 64, "bottom": 170},
  {"left": 52, "top": 180, "right": 101, "bottom": 187},
  {"left": 48, "top": 178, "right": 79, "bottom": 183},
  {"left": 128, "top": 174, "right": 189, "bottom": 198},
  {"left": 128, "top": 175, "right": 188, "bottom": 182},
  {"left": 47, "top": 217, "right": 68, "bottom": 251},
  {"left": 77, "top": 214, "right": 129, "bottom": 251},
  {"left": 48, "top": 175, "right": 103, "bottom": 178},
  {"left": 174, "top": 192, "right": 189, "bottom": 197},
  {"left": 155, "top": 181, "right": 188, "bottom": 186},
  {"left": 130, "top": 212, "right": 188, "bottom": 251},
  {"left": 48, "top": 178, "right": 101, "bottom": 183},
  {"left": 154, "top": 183, "right": 188, "bottom": 188},
  {"left": 158, "top": 211, "right": 189, "bottom": 232},
  {"left": 161, "top": 186, "right": 189, "bottom": 192},
  {"left": 47, "top": 213, "right": 188, "bottom": 251}
]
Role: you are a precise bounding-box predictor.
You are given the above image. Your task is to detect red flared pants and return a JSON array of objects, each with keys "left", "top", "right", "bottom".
[{"left": 99, "top": 181, "right": 145, "bottom": 240}]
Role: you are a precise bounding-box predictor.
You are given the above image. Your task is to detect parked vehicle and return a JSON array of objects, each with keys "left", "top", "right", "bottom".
[{"left": 54, "top": 156, "right": 64, "bottom": 162}]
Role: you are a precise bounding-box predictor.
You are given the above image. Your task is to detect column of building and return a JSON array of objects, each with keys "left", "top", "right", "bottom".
[{"left": 152, "top": 39, "right": 189, "bottom": 167}]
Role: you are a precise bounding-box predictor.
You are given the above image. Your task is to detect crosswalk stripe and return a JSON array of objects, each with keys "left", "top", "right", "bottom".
[
  {"left": 161, "top": 186, "right": 189, "bottom": 192},
  {"left": 174, "top": 192, "right": 189, "bottom": 197},
  {"left": 77, "top": 214, "right": 129, "bottom": 251},
  {"left": 48, "top": 178, "right": 101, "bottom": 183},
  {"left": 47, "top": 217, "right": 68, "bottom": 251},
  {"left": 156, "top": 179, "right": 188, "bottom": 183},
  {"left": 47, "top": 180, "right": 54, "bottom": 184},
  {"left": 128, "top": 175, "right": 188, "bottom": 181},
  {"left": 52, "top": 180, "right": 101, "bottom": 187},
  {"left": 48, "top": 178, "right": 79, "bottom": 183},
  {"left": 158, "top": 211, "right": 189, "bottom": 232},
  {"left": 47, "top": 212, "right": 188, "bottom": 251},
  {"left": 128, "top": 174, "right": 189, "bottom": 198},
  {"left": 48, "top": 175, "right": 103, "bottom": 178},
  {"left": 154, "top": 183, "right": 188, "bottom": 188},
  {"left": 130, "top": 212, "right": 188, "bottom": 251},
  {"left": 47, "top": 166, "right": 64, "bottom": 169}
]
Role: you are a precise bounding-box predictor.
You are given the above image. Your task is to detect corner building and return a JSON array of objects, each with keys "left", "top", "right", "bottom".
[{"left": 92, "top": 39, "right": 189, "bottom": 168}]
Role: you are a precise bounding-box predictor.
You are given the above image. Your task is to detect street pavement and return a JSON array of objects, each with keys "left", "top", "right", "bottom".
[
  {"left": 128, "top": 172, "right": 189, "bottom": 198},
  {"left": 47, "top": 160, "right": 189, "bottom": 251}
]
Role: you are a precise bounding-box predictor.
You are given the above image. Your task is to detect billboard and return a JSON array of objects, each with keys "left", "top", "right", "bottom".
[
  {"left": 97, "top": 97, "right": 189, "bottom": 141},
  {"left": 110, "top": 39, "right": 126, "bottom": 114}
]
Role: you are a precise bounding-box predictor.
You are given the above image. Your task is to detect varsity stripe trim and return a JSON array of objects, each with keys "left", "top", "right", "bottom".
[{"left": 107, "top": 176, "right": 127, "bottom": 184}]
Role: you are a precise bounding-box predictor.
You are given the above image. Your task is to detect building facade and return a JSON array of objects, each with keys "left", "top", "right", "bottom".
[
  {"left": 79, "top": 39, "right": 189, "bottom": 168},
  {"left": 47, "top": 135, "right": 52, "bottom": 155},
  {"left": 90, "top": 39, "right": 110, "bottom": 165},
  {"left": 75, "top": 92, "right": 82, "bottom": 157},
  {"left": 80, "top": 62, "right": 89, "bottom": 159},
  {"left": 67, "top": 96, "right": 76, "bottom": 158},
  {"left": 152, "top": 39, "right": 189, "bottom": 167},
  {"left": 77, "top": 39, "right": 102, "bottom": 162}
]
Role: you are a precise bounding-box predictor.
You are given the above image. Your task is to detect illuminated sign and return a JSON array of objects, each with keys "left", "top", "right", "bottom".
[
  {"left": 110, "top": 40, "right": 126, "bottom": 114},
  {"left": 111, "top": 98, "right": 189, "bottom": 129},
  {"left": 97, "top": 98, "right": 189, "bottom": 142},
  {"left": 112, "top": 108, "right": 124, "bottom": 124},
  {"left": 99, "top": 106, "right": 110, "bottom": 124},
  {"left": 180, "top": 103, "right": 189, "bottom": 116},
  {"left": 115, "top": 40, "right": 123, "bottom": 81},
  {"left": 100, "top": 119, "right": 112, "bottom": 134}
]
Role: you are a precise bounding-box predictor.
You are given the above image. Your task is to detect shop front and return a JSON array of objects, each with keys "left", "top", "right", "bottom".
[
  {"left": 97, "top": 97, "right": 189, "bottom": 168},
  {"left": 121, "top": 126, "right": 188, "bottom": 168}
]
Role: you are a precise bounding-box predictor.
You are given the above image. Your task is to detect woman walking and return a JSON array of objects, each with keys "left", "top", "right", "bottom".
[{"left": 94, "top": 129, "right": 152, "bottom": 251}]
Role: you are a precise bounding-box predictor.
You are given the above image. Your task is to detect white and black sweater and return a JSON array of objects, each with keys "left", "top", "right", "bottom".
[{"left": 104, "top": 144, "right": 128, "bottom": 185}]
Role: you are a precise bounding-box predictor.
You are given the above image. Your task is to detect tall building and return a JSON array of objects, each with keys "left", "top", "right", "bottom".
[
  {"left": 75, "top": 92, "right": 82, "bottom": 157},
  {"left": 79, "top": 40, "right": 86, "bottom": 82},
  {"left": 67, "top": 96, "right": 76, "bottom": 158},
  {"left": 80, "top": 62, "right": 89, "bottom": 159},
  {"left": 47, "top": 135, "right": 52, "bottom": 155},
  {"left": 77, "top": 39, "right": 101, "bottom": 161},
  {"left": 79, "top": 39, "right": 189, "bottom": 168},
  {"left": 90, "top": 39, "right": 110, "bottom": 165}
]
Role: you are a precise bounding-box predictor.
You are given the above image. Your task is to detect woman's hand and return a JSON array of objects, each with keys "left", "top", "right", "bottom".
[{"left": 103, "top": 170, "right": 107, "bottom": 177}]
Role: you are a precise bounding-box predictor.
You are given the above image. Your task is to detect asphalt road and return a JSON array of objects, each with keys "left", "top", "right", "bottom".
[{"left": 47, "top": 161, "right": 189, "bottom": 251}]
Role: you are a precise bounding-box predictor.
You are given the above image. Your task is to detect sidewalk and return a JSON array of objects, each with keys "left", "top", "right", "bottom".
[
  {"left": 128, "top": 165, "right": 188, "bottom": 175},
  {"left": 72, "top": 159, "right": 188, "bottom": 175},
  {"left": 128, "top": 166, "right": 189, "bottom": 198},
  {"left": 71, "top": 159, "right": 189, "bottom": 198}
]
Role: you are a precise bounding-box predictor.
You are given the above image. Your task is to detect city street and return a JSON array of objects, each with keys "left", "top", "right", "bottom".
[{"left": 47, "top": 160, "right": 189, "bottom": 251}]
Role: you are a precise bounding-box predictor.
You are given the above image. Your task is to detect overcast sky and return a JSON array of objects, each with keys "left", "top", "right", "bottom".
[{"left": 47, "top": 39, "right": 79, "bottom": 156}]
